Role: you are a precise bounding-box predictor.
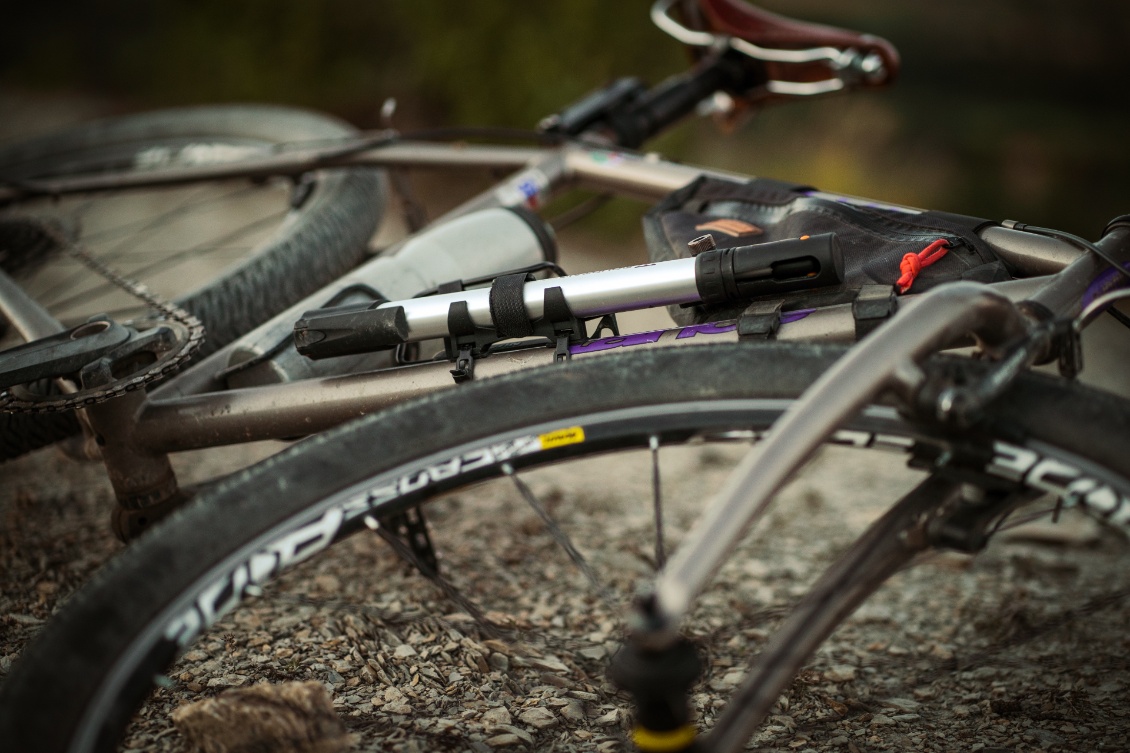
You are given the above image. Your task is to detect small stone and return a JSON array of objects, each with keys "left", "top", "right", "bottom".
[
  {"left": 519, "top": 707, "right": 557, "bottom": 729},
  {"left": 385, "top": 702, "right": 413, "bottom": 715},
  {"left": 489, "top": 653, "right": 510, "bottom": 672},
  {"left": 560, "top": 700, "right": 586, "bottom": 722},
  {"left": 824, "top": 665, "right": 856, "bottom": 682},
  {"left": 568, "top": 691, "right": 600, "bottom": 702},
  {"left": 206, "top": 673, "right": 249, "bottom": 688},
  {"left": 1030, "top": 729, "right": 1066, "bottom": 747},
  {"left": 393, "top": 644, "right": 418, "bottom": 659},
  {"left": 526, "top": 655, "right": 568, "bottom": 673},
  {"left": 485, "top": 734, "right": 523, "bottom": 747},
  {"left": 714, "top": 670, "right": 744, "bottom": 690},
  {"left": 883, "top": 697, "right": 920, "bottom": 712},
  {"left": 482, "top": 707, "right": 512, "bottom": 727},
  {"left": 870, "top": 714, "right": 894, "bottom": 726},
  {"left": 594, "top": 709, "right": 619, "bottom": 726},
  {"left": 495, "top": 725, "right": 534, "bottom": 744}
]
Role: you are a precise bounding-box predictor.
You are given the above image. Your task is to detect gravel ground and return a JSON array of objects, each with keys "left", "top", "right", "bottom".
[
  {"left": 2, "top": 88, "right": 1129, "bottom": 753},
  {"left": 2, "top": 434, "right": 1129, "bottom": 753}
]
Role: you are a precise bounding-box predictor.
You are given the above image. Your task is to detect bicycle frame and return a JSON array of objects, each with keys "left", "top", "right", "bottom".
[{"left": 0, "top": 137, "right": 1109, "bottom": 521}]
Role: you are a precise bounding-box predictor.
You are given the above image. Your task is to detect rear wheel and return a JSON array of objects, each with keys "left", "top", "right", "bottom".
[
  {"left": 1, "top": 342, "right": 1127, "bottom": 751},
  {"left": 0, "top": 104, "right": 387, "bottom": 459}
]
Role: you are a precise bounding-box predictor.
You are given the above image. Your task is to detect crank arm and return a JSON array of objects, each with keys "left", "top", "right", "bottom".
[{"left": 0, "top": 316, "right": 131, "bottom": 389}]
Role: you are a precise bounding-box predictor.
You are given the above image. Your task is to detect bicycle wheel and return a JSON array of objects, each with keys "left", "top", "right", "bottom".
[
  {"left": 2, "top": 342, "right": 1127, "bottom": 752},
  {"left": 0, "top": 104, "right": 387, "bottom": 460}
]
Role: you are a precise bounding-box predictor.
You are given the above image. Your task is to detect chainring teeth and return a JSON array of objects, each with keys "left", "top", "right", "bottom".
[
  {"left": 1, "top": 238, "right": 206, "bottom": 414},
  {"left": 1, "top": 314, "right": 203, "bottom": 413}
]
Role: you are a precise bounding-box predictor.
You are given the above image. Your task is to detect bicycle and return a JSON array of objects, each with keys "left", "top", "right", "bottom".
[{"left": 1, "top": 1, "right": 1129, "bottom": 751}]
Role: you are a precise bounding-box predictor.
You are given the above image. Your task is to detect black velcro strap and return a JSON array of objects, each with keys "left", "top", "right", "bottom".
[
  {"left": 853, "top": 284, "right": 898, "bottom": 340},
  {"left": 489, "top": 272, "right": 534, "bottom": 339},
  {"left": 737, "top": 300, "right": 783, "bottom": 340}
]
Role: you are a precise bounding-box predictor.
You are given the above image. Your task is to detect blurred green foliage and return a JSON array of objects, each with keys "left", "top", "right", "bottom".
[{"left": 3, "top": 0, "right": 1128, "bottom": 236}]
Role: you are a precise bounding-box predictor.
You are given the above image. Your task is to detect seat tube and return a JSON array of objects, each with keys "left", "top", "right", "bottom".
[{"left": 82, "top": 390, "right": 183, "bottom": 542}]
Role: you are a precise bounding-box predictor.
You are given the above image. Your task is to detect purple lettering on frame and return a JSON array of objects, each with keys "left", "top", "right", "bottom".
[
  {"left": 781, "top": 308, "right": 815, "bottom": 324},
  {"left": 674, "top": 321, "right": 738, "bottom": 339},
  {"left": 570, "top": 329, "right": 664, "bottom": 354}
]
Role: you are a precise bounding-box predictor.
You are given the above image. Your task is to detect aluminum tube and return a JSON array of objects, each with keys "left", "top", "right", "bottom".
[
  {"left": 651, "top": 283, "right": 1028, "bottom": 633},
  {"left": 377, "top": 258, "right": 701, "bottom": 341}
]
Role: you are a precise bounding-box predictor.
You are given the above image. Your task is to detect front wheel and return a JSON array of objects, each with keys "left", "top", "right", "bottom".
[{"left": 2, "top": 342, "right": 1128, "bottom": 751}]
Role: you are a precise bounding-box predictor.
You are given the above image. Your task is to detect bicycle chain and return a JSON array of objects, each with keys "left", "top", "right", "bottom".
[{"left": 0, "top": 226, "right": 205, "bottom": 414}]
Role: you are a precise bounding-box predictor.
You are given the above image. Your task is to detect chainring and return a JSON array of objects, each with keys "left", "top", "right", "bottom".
[{"left": 0, "top": 218, "right": 205, "bottom": 413}]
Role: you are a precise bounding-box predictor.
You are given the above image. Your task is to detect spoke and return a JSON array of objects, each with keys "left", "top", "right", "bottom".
[
  {"left": 33, "top": 183, "right": 235, "bottom": 304},
  {"left": 502, "top": 462, "right": 616, "bottom": 607},
  {"left": 41, "top": 211, "right": 286, "bottom": 314},
  {"left": 80, "top": 183, "right": 266, "bottom": 246},
  {"left": 363, "top": 515, "right": 509, "bottom": 641},
  {"left": 650, "top": 435, "right": 667, "bottom": 570},
  {"left": 69, "top": 244, "right": 257, "bottom": 262},
  {"left": 35, "top": 183, "right": 277, "bottom": 308}
]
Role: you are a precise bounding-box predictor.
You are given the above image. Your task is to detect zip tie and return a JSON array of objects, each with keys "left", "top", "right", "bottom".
[{"left": 896, "top": 238, "right": 951, "bottom": 294}]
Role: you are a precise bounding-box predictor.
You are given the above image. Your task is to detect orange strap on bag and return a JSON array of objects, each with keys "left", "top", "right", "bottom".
[{"left": 896, "top": 238, "right": 951, "bottom": 293}]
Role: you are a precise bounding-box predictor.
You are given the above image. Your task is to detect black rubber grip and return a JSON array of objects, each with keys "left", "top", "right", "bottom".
[
  {"left": 695, "top": 233, "right": 844, "bottom": 305},
  {"left": 293, "top": 303, "right": 408, "bottom": 359}
]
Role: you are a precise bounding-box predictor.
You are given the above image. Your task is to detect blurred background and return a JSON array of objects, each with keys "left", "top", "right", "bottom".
[{"left": 3, "top": 0, "right": 1129, "bottom": 240}]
